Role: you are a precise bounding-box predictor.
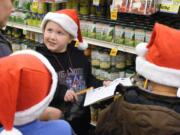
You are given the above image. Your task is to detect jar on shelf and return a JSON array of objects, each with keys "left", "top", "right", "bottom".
[
  {"left": 72, "top": 0, "right": 79, "bottom": 10},
  {"left": 37, "top": 2, "right": 47, "bottom": 14},
  {"left": 126, "top": 54, "right": 135, "bottom": 68},
  {"left": 94, "top": 67, "right": 101, "bottom": 80},
  {"left": 66, "top": 0, "right": 73, "bottom": 8},
  {"left": 99, "top": 49, "right": 111, "bottom": 70},
  {"left": 79, "top": 0, "right": 90, "bottom": 15},
  {"left": 91, "top": 47, "right": 100, "bottom": 68},
  {"left": 90, "top": 5, "right": 96, "bottom": 16},
  {"left": 99, "top": 69, "right": 106, "bottom": 80},
  {"left": 96, "top": 5, "right": 106, "bottom": 17},
  {"left": 31, "top": 1, "right": 38, "bottom": 13},
  {"left": 125, "top": 68, "right": 135, "bottom": 78},
  {"left": 115, "top": 52, "right": 126, "bottom": 70},
  {"left": 108, "top": 67, "right": 119, "bottom": 80},
  {"left": 110, "top": 56, "right": 116, "bottom": 67},
  {"left": 47, "top": 2, "right": 59, "bottom": 12},
  {"left": 119, "top": 69, "right": 125, "bottom": 78}
]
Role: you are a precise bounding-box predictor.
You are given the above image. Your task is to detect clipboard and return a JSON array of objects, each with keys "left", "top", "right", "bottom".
[{"left": 83, "top": 78, "right": 132, "bottom": 107}]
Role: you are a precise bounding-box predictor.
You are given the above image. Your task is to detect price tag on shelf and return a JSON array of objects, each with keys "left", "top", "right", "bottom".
[
  {"left": 160, "top": 4, "right": 180, "bottom": 14},
  {"left": 110, "top": 48, "right": 118, "bottom": 56},
  {"left": 93, "top": 0, "right": 100, "bottom": 6},
  {"left": 111, "top": 8, "right": 118, "bottom": 20},
  {"left": 74, "top": 40, "right": 79, "bottom": 48}
]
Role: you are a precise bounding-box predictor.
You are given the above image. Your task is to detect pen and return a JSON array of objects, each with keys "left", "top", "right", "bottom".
[
  {"left": 76, "top": 87, "right": 94, "bottom": 96},
  {"left": 144, "top": 79, "right": 148, "bottom": 89}
]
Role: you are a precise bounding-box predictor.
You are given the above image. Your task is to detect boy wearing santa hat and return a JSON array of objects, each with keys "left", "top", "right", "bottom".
[
  {"left": 36, "top": 9, "right": 111, "bottom": 135},
  {"left": 0, "top": 50, "right": 73, "bottom": 135},
  {"left": 95, "top": 23, "right": 180, "bottom": 135}
]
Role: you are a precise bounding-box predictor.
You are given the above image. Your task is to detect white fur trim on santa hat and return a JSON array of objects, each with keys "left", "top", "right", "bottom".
[
  {"left": 41, "top": 12, "right": 78, "bottom": 38},
  {"left": 136, "top": 56, "right": 180, "bottom": 88},
  {"left": 0, "top": 128, "right": 22, "bottom": 135},
  {"left": 78, "top": 41, "right": 88, "bottom": 50},
  {"left": 135, "top": 42, "right": 148, "bottom": 56},
  {"left": 11, "top": 50, "right": 58, "bottom": 126},
  {"left": 177, "top": 88, "right": 180, "bottom": 98}
]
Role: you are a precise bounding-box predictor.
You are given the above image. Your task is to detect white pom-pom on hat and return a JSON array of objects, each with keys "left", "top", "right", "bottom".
[
  {"left": 135, "top": 42, "right": 148, "bottom": 57},
  {"left": 0, "top": 128, "right": 22, "bottom": 135},
  {"left": 78, "top": 41, "right": 88, "bottom": 50}
]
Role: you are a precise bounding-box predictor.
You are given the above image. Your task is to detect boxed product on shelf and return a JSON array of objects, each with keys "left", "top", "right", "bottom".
[
  {"left": 124, "top": 27, "right": 135, "bottom": 46},
  {"left": 128, "top": 0, "right": 148, "bottom": 14},
  {"left": 114, "top": 25, "right": 125, "bottom": 44},
  {"left": 80, "top": 20, "right": 89, "bottom": 37},
  {"left": 134, "top": 28, "right": 145, "bottom": 46},
  {"left": 145, "top": 30, "right": 152, "bottom": 43},
  {"left": 87, "top": 21, "right": 96, "bottom": 38},
  {"left": 160, "top": 0, "right": 180, "bottom": 14},
  {"left": 128, "top": 0, "right": 158, "bottom": 15},
  {"left": 102, "top": 24, "right": 114, "bottom": 42},
  {"left": 112, "top": 0, "right": 130, "bottom": 12},
  {"left": 112, "top": 0, "right": 158, "bottom": 15},
  {"left": 96, "top": 23, "right": 106, "bottom": 40}
]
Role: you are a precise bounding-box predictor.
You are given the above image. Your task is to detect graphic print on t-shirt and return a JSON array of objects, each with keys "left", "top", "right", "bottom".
[
  {"left": 57, "top": 67, "right": 86, "bottom": 120},
  {"left": 58, "top": 68, "right": 86, "bottom": 91}
]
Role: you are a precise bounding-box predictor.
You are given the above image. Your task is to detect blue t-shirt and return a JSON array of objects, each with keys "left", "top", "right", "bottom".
[{"left": 0, "top": 120, "right": 73, "bottom": 135}]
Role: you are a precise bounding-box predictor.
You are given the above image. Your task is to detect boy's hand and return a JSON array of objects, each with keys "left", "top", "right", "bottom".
[
  {"left": 39, "top": 107, "right": 63, "bottom": 121},
  {"left": 64, "top": 89, "right": 78, "bottom": 102}
]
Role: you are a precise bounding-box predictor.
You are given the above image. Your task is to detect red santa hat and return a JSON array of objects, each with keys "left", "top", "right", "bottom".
[
  {"left": 41, "top": 9, "right": 88, "bottom": 50},
  {"left": 0, "top": 50, "right": 57, "bottom": 135},
  {"left": 136, "top": 23, "right": 180, "bottom": 97}
]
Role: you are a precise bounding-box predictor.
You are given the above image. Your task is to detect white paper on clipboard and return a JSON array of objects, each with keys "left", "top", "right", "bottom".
[{"left": 84, "top": 78, "right": 132, "bottom": 106}]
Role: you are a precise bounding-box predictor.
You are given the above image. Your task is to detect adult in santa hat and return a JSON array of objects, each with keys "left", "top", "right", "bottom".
[
  {"left": 0, "top": 50, "right": 73, "bottom": 135},
  {"left": 36, "top": 9, "right": 111, "bottom": 135},
  {"left": 95, "top": 23, "right": 180, "bottom": 135}
]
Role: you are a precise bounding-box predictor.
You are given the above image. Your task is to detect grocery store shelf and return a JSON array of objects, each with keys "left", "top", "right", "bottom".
[
  {"left": 84, "top": 37, "right": 136, "bottom": 54},
  {"left": 7, "top": 22, "right": 136, "bottom": 54},
  {"left": 7, "top": 22, "right": 42, "bottom": 33}
]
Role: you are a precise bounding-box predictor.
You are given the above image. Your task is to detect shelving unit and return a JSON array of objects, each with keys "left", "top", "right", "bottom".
[
  {"left": 6, "top": 21, "right": 136, "bottom": 54},
  {"left": 7, "top": 22, "right": 42, "bottom": 33}
]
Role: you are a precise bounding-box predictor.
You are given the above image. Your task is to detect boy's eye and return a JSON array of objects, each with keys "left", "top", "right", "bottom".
[
  {"left": 47, "top": 28, "right": 52, "bottom": 32},
  {"left": 57, "top": 31, "right": 65, "bottom": 35}
]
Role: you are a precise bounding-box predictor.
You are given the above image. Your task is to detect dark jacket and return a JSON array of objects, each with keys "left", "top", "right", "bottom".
[
  {"left": 36, "top": 43, "right": 103, "bottom": 135},
  {"left": 0, "top": 30, "right": 12, "bottom": 57},
  {"left": 96, "top": 85, "right": 180, "bottom": 135}
]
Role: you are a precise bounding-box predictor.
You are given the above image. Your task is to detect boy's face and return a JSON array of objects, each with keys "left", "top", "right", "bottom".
[
  {"left": 43, "top": 21, "right": 73, "bottom": 53},
  {"left": 0, "top": 0, "right": 14, "bottom": 28}
]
